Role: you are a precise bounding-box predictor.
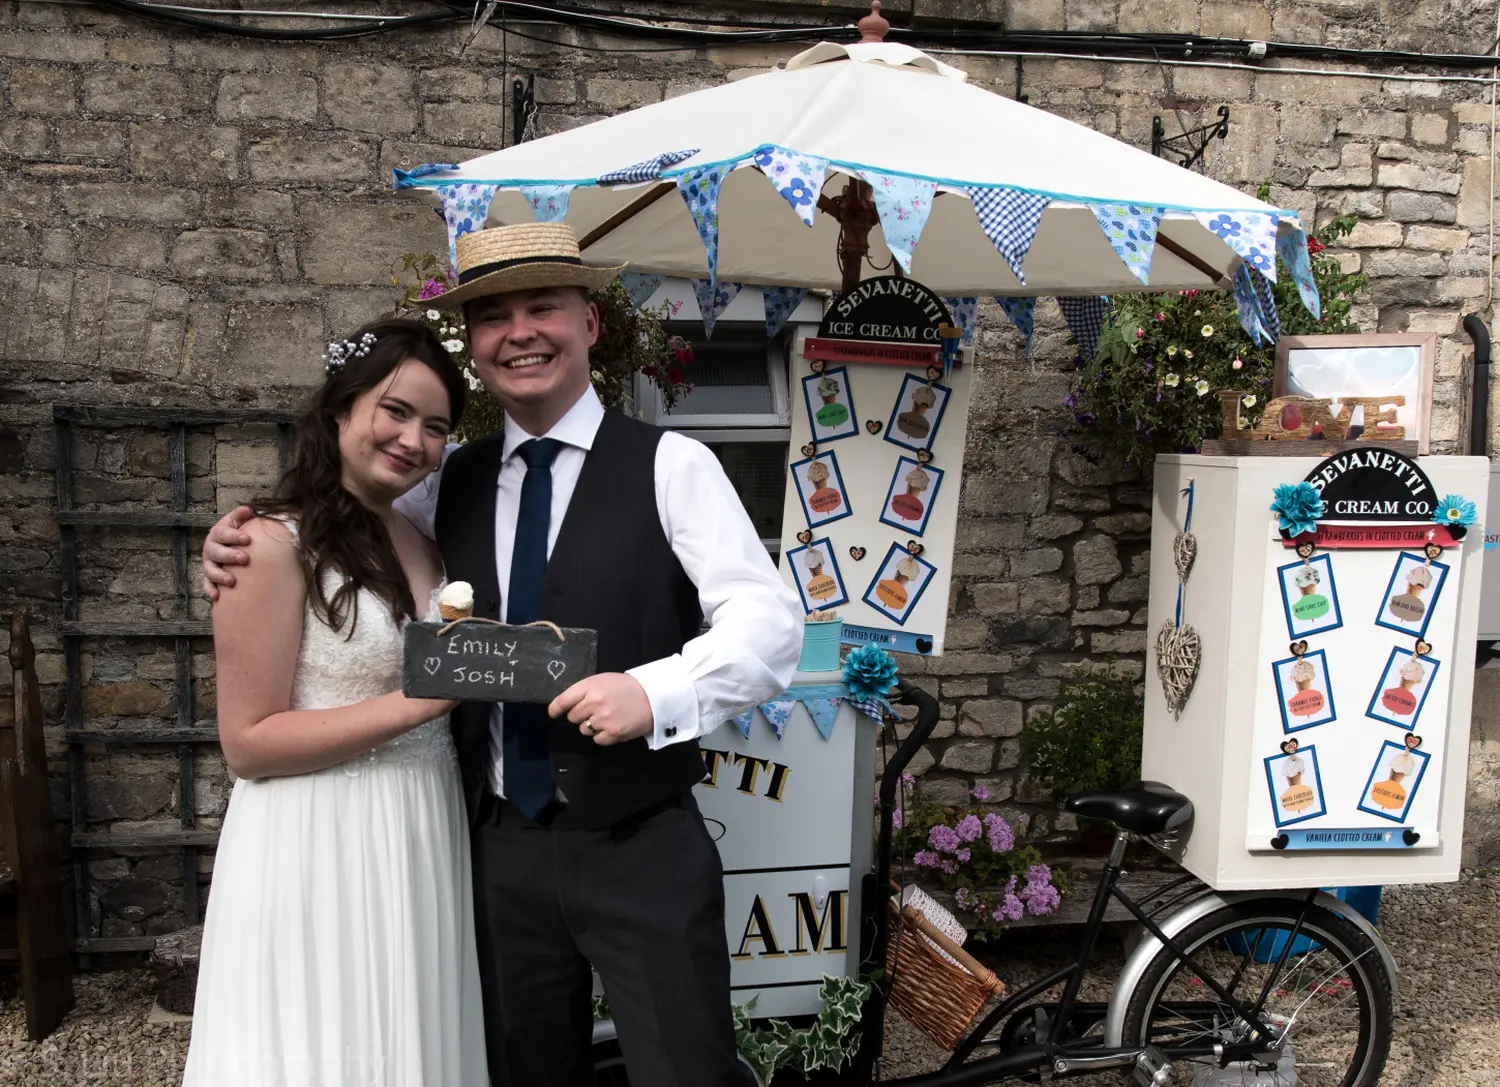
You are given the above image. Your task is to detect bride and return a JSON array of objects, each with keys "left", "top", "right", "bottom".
[{"left": 183, "top": 319, "right": 487, "bottom": 1086}]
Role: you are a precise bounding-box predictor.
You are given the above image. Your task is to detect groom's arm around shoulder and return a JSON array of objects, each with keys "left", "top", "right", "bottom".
[{"left": 628, "top": 429, "right": 803, "bottom": 751}]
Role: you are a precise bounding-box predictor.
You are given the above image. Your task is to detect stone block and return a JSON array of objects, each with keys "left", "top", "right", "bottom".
[
  {"left": 940, "top": 741, "right": 995, "bottom": 774},
  {"left": 214, "top": 442, "right": 280, "bottom": 486},
  {"left": 1117, "top": 0, "right": 1196, "bottom": 32},
  {"left": 1072, "top": 608, "right": 1130, "bottom": 627},
  {"left": 301, "top": 200, "right": 443, "bottom": 286},
  {"left": 1172, "top": 64, "right": 1254, "bottom": 103},
  {"left": 1404, "top": 225, "right": 1472, "bottom": 250},
  {"left": 106, "top": 38, "right": 171, "bottom": 66},
  {"left": 421, "top": 100, "right": 505, "bottom": 148},
  {"left": 959, "top": 698, "right": 1024, "bottom": 738},
  {"left": 925, "top": 651, "right": 1013, "bottom": 678},
  {"left": 1199, "top": 0, "right": 1272, "bottom": 38},
  {"left": 1334, "top": 109, "right": 1408, "bottom": 139},
  {"left": 9, "top": 66, "right": 77, "bottom": 115},
  {"left": 1029, "top": 513, "right": 1085, "bottom": 539},
  {"left": 1362, "top": 249, "right": 1447, "bottom": 277},
  {"left": 83, "top": 68, "right": 188, "bottom": 117},
  {"left": 1327, "top": 189, "right": 1384, "bottom": 218},
  {"left": 941, "top": 678, "right": 988, "bottom": 698},
  {"left": 956, "top": 517, "right": 1025, "bottom": 551},
  {"left": 0, "top": 30, "right": 107, "bottom": 63},
  {"left": 223, "top": 303, "right": 326, "bottom": 387},
  {"left": 215, "top": 71, "right": 318, "bottom": 122},
  {"left": 1410, "top": 112, "right": 1452, "bottom": 146},
  {"left": 944, "top": 618, "right": 990, "bottom": 651},
  {"left": 1432, "top": 276, "right": 1487, "bottom": 303},
  {"left": 1386, "top": 190, "right": 1457, "bottom": 223},
  {"left": 960, "top": 473, "right": 1050, "bottom": 517},
  {"left": 1308, "top": 166, "right": 1373, "bottom": 188},
  {"left": 53, "top": 119, "right": 128, "bottom": 162},
  {"left": 1403, "top": 310, "right": 1459, "bottom": 336},
  {"left": 1073, "top": 534, "right": 1121, "bottom": 585},
  {"left": 1007, "top": 0, "right": 1064, "bottom": 30},
  {"left": 60, "top": 183, "right": 200, "bottom": 224},
  {"left": 1376, "top": 163, "right": 1463, "bottom": 194},
  {"left": 173, "top": 39, "right": 319, "bottom": 72},
  {"left": 1259, "top": 71, "right": 1376, "bottom": 108},
  {"left": 247, "top": 135, "right": 372, "bottom": 183},
  {"left": 1344, "top": 221, "right": 1404, "bottom": 247},
  {"left": 1107, "top": 574, "right": 1150, "bottom": 603},
  {"left": 203, "top": 189, "right": 295, "bottom": 225},
  {"left": 171, "top": 229, "right": 276, "bottom": 281},
  {"left": 584, "top": 78, "right": 662, "bottom": 110},
  {"left": 79, "top": 226, "right": 168, "bottom": 272},
  {"left": 131, "top": 123, "right": 241, "bottom": 181},
  {"left": 421, "top": 68, "right": 486, "bottom": 101},
  {"left": 1018, "top": 577, "right": 1071, "bottom": 615},
  {"left": 1010, "top": 547, "right": 1063, "bottom": 577},
  {"left": 1279, "top": 108, "right": 1334, "bottom": 147},
  {"left": 0, "top": 116, "right": 51, "bottom": 159},
  {"left": 1457, "top": 155, "right": 1493, "bottom": 228},
  {"left": 324, "top": 61, "right": 418, "bottom": 134},
  {"left": 1, "top": 266, "right": 70, "bottom": 363},
  {"left": 1065, "top": 0, "right": 1119, "bottom": 30},
  {"left": 972, "top": 582, "right": 1018, "bottom": 616},
  {"left": 1093, "top": 512, "right": 1151, "bottom": 534},
  {"left": 1092, "top": 630, "right": 1146, "bottom": 654},
  {"left": 84, "top": 682, "right": 169, "bottom": 717},
  {"left": 1001, "top": 673, "right": 1060, "bottom": 700}
]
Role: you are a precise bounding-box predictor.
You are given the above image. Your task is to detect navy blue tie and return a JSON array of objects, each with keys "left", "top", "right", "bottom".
[{"left": 503, "top": 437, "right": 563, "bottom": 818}]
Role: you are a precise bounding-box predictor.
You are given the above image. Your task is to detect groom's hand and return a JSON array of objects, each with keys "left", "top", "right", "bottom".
[
  {"left": 549, "top": 673, "right": 653, "bottom": 746},
  {"left": 201, "top": 505, "right": 257, "bottom": 602}
]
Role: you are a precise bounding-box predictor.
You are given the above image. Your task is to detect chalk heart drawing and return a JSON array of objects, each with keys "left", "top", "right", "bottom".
[
  {"left": 547, "top": 659, "right": 567, "bottom": 680},
  {"left": 424, "top": 657, "right": 442, "bottom": 676}
]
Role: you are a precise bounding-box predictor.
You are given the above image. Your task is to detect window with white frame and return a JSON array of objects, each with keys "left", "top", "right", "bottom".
[{"left": 634, "top": 282, "right": 824, "bottom": 557}]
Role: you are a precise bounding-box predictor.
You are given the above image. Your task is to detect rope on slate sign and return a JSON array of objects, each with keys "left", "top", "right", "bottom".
[{"left": 435, "top": 616, "right": 569, "bottom": 640}]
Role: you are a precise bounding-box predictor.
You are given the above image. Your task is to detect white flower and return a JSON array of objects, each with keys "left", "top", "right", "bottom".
[
  {"left": 590, "top": 369, "right": 604, "bottom": 382},
  {"left": 1238, "top": 416, "right": 1249, "bottom": 428},
  {"left": 1166, "top": 345, "right": 1178, "bottom": 357},
  {"left": 442, "top": 338, "right": 465, "bottom": 354},
  {"left": 1243, "top": 394, "right": 1257, "bottom": 407},
  {"left": 426, "top": 309, "right": 441, "bottom": 321},
  {"left": 1195, "top": 379, "right": 1210, "bottom": 396},
  {"left": 1164, "top": 373, "right": 1180, "bottom": 387},
  {"left": 1183, "top": 348, "right": 1194, "bottom": 359},
  {"left": 1201, "top": 324, "right": 1214, "bottom": 337}
]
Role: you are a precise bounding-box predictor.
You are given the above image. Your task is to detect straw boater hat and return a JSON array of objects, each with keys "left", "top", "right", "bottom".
[{"left": 431, "top": 223, "right": 626, "bottom": 309}]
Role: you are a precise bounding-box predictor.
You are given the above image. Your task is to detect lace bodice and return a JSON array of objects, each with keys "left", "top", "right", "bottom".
[{"left": 279, "top": 519, "right": 456, "bottom": 776}]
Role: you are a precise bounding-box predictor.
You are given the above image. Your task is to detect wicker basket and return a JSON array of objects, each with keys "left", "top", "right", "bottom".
[{"left": 884, "top": 900, "right": 1006, "bottom": 1050}]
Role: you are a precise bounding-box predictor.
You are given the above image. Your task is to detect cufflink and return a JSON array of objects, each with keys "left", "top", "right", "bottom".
[{"left": 664, "top": 727, "right": 678, "bottom": 738}]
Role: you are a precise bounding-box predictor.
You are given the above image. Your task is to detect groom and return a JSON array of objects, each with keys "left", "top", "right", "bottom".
[{"left": 203, "top": 223, "right": 802, "bottom": 1085}]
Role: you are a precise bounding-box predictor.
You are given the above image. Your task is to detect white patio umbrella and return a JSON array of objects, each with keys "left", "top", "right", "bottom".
[{"left": 396, "top": 35, "right": 1318, "bottom": 344}]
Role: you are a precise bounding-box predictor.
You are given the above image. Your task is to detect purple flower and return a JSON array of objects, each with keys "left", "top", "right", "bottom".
[
  {"left": 418, "top": 278, "right": 449, "bottom": 300},
  {"left": 971, "top": 784, "right": 991, "bottom": 801},
  {"left": 992, "top": 879, "right": 1024, "bottom": 923},
  {"left": 901, "top": 772, "right": 917, "bottom": 788},
  {"left": 940, "top": 860, "right": 958, "bottom": 875},
  {"left": 1062, "top": 393, "right": 1076, "bottom": 408},
  {"left": 954, "top": 887, "right": 970, "bottom": 905},
  {"left": 1143, "top": 360, "right": 1154, "bottom": 375},
  {"left": 1025, "top": 884, "right": 1061, "bottom": 915},
  {"left": 955, "top": 848, "right": 971, "bottom": 863},
  {"left": 912, "top": 850, "right": 940, "bottom": 868},
  {"left": 955, "top": 815, "right": 983, "bottom": 843},
  {"left": 983, "top": 812, "right": 1014, "bottom": 853},
  {"left": 929, "top": 824, "right": 961, "bottom": 854},
  {"left": 891, "top": 807, "right": 903, "bottom": 829},
  {"left": 1154, "top": 392, "right": 1164, "bottom": 402}
]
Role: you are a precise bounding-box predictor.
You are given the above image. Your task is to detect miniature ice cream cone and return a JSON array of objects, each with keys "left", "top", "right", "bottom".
[
  {"left": 1290, "top": 659, "right": 1315, "bottom": 692},
  {"left": 807, "top": 460, "right": 830, "bottom": 487},
  {"left": 894, "top": 555, "right": 919, "bottom": 585},
  {"left": 806, "top": 548, "right": 826, "bottom": 576},
  {"left": 1293, "top": 565, "right": 1320, "bottom": 597},
  {"left": 904, "top": 466, "right": 931, "bottom": 499},
  {"left": 438, "top": 581, "right": 474, "bottom": 621},
  {"left": 817, "top": 376, "right": 840, "bottom": 405},
  {"left": 1405, "top": 565, "right": 1432, "bottom": 598}
]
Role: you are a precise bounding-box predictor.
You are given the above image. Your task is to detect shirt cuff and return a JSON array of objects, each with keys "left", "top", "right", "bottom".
[{"left": 627, "top": 655, "right": 699, "bottom": 750}]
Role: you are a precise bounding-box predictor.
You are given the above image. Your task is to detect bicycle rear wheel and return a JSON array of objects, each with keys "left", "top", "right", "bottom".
[{"left": 1121, "top": 899, "right": 1393, "bottom": 1087}]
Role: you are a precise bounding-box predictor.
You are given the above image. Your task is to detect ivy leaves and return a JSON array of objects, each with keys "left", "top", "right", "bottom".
[{"left": 732, "top": 974, "right": 873, "bottom": 1084}]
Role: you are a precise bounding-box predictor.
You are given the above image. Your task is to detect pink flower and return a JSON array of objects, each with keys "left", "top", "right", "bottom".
[
  {"left": 982, "top": 812, "right": 1014, "bottom": 853},
  {"left": 418, "top": 278, "right": 448, "bottom": 300},
  {"left": 955, "top": 848, "right": 971, "bottom": 863},
  {"left": 939, "top": 860, "right": 957, "bottom": 875},
  {"left": 912, "top": 850, "right": 940, "bottom": 868},
  {"left": 970, "top": 784, "right": 991, "bottom": 801},
  {"left": 1155, "top": 312, "right": 1166, "bottom": 322},
  {"left": 1232, "top": 357, "right": 1243, "bottom": 370},
  {"left": 928, "top": 824, "right": 961, "bottom": 853},
  {"left": 955, "top": 815, "right": 983, "bottom": 843},
  {"left": 1135, "top": 328, "right": 1145, "bottom": 340}
]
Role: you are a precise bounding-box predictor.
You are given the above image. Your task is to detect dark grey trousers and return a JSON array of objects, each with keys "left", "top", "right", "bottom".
[{"left": 470, "top": 792, "right": 753, "bottom": 1087}]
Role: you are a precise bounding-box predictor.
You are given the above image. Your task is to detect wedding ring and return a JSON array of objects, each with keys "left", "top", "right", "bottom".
[{"left": 582, "top": 718, "right": 596, "bottom": 736}]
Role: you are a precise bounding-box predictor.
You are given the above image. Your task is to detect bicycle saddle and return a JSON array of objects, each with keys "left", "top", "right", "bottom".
[{"left": 1063, "top": 781, "right": 1193, "bottom": 835}]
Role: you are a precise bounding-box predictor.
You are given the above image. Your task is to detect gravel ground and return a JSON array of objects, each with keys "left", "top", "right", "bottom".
[{"left": 1, "top": 871, "right": 1495, "bottom": 1085}]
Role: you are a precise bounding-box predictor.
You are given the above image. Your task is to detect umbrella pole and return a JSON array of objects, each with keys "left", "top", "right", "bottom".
[{"left": 817, "top": 177, "right": 880, "bottom": 295}]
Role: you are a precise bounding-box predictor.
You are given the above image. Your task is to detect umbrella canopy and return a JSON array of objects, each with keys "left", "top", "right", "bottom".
[{"left": 396, "top": 40, "right": 1316, "bottom": 343}]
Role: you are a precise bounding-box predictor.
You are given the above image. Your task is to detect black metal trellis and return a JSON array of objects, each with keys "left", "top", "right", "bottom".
[
  {"left": 54, "top": 405, "right": 294, "bottom": 957},
  {"left": 1151, "top": 105, "right": 1231, "bottom": 171}
]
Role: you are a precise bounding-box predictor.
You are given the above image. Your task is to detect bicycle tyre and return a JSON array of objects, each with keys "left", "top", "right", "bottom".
[{"left": 1120, "top": 899, "right": 1393, "bottom": 1087}]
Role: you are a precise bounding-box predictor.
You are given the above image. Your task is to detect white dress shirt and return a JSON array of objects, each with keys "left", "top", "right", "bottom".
[{"left": 396, "top": 386, "right": 803, "bottom": 798}]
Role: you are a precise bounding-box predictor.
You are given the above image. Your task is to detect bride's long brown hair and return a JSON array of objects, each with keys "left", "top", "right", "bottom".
[{"left": 256, "top": 319, "right": 467, "bottom": 635}]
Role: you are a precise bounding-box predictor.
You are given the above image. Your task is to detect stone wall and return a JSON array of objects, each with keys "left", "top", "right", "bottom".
[{"left": 3, "top": 0, "right": 1500, "bottom": 941}]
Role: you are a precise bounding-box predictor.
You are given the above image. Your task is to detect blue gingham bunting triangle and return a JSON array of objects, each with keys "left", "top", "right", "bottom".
[
  {"left": 1195, "top": 210, "right": 1279, "bottom": 281},
  {"left": 968, "top": 186, "right": 1050, "bottom": 284},
  {"left": 857, "top": 169, "right": 937, "bottom": 273},
  {"left": 678, "top": 164, "right": 733, "bottom": 283},
  {"left": 598, "top": 148, "right": 700, "bottom": 186},
  {"left": 753, "top": 145, "right": 828, "bottom": 228},
  {"left": 519, "top": 184, "right": 573, "bottom": 223},
  {"left": 803, "top": 697, "right": 841, "bottom": 740},
  {"left": 997, "top": 296, "right": 1035, "bottom": 349},
  {"left": 757, "top": 700, "right": 797, "bottom": 740},
  {"left": 763, "top": 285, "right": 808, "bottom": 338},
  {"left": 847, "top": 695, "right": 892, "bottom": 724},
  {"left": 730, "top": 708, "right": 753, "bottom": 739},
  {"left": 1277, "top": 225, "right": 1322, "bottom": 319},
  {"left": 693, "top": 279, "right": 743, "bottom": 338},
  {"left": 1232, "top": 264, "right": 1270, "bottom": 345},
  {"left": 1250, "top": 266, "right": 1281, "bottom": 341},
  {"left": 437, "top": 182, "right": 498, "bottom": 271},
  {"left": 1088, "top": 203, "right": 1165, "bottom": 285},
  {"left": 619, "top": 271, "right": 664, "bottom": 309},
  {"left": 941, "top": 297, "right": 978, "bottom": 345},
  {"left": 1057, "top": 296, "right": 1109, "bottom": 358}
]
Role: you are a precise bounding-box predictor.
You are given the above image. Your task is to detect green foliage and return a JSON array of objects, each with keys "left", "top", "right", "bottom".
[
  {"left": 732, "top": 974, "right": 873, "bottom": 1085},
  {"left": 1065, "top": 193, "right": 1368, "bottom": 468},
  {"left": 388, "top": 253, "right": 693, "bottom": 444},
  {"left": 1021, "top": 666, "right": 1144, "bottom": 803}
]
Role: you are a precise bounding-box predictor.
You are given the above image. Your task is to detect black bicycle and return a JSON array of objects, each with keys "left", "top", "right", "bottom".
[{"left": 595, "top": 679, "right": 1397, "bottom": 1086}]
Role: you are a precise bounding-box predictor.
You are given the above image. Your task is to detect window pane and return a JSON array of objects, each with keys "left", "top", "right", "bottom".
[
  {"left": 704, "top": 440, "right": 787, "bottom": 542},
  {"left": 665, "top": 327, "right": 775, "bottom": 417}
]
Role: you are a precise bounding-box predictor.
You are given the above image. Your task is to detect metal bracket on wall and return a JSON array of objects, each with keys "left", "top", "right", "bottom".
[
  {"left": 511, "top": 73, "right": 538, "bottom": 146},
  {"left": 1151, "top": 105, "right": 1231, "bottom": 171}
]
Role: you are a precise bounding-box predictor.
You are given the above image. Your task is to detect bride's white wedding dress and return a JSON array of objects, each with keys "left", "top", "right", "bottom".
[{"left": 183, "top": 550, "right": 487, "bottom": 1086}]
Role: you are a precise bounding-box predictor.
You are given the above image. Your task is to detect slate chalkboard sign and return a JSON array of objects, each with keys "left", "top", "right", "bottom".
[{"left": 402, "top": 620, "right": 598, "bottom": 703}]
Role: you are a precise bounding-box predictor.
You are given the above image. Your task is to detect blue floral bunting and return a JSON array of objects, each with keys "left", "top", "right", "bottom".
[
  {"left": 762, "top": 285, "right": 808, "bottom": 338},
  {"left": 1277, "top": 226, "right": 1322, "bottom": 319},
  {"left": 619, "top": 272, "right": 664, "bottom": 309},
  {"left": 437, "top": 182, "right": 498, "bottom": 271},
  {"left": 941, "top": 297, "right": 978, "bottom": 346},
  {"left": 757, "top": 700, "right": 796, "bottom": 740},
  {"left": 968, "top": 186, "right": 1050, "bottom": 285},
  {"left": 753, "top": 145, "right": 828, "bottom": 228},
  {"left": 520, "top": 184, "right": 573, "bottom": 223},
  {"left": 730, "top": 709, "right": 753, "bottom": 739},
  {"left": 598, "top": 148, "right": 700, "bottom": 186},
  {"left": 1196, "top": 210, "right": 1279, "bottom": 282},
  {"left": 1089, "top": 203, "right": 1165, "bottom": 285},
  {"left": 678, "top": 164, "right": 733, "bottom": 283},
  {"left": 1250, "top": 265, "right": 1281, "bottom": 342},
  {"left": 803, "top": 698, "right": 841, "bottom": 740},
  {"left": 1232, "top": 264, "right": 1270, "bottom": 345},
  {"left": 997, "top": 296, "right": 1035, "bottom": 351},
  {"left": 693, "top": 278, "right": 742, "bottom": 338},
  {"left": 392, "top": 162, "right": 458, "bottom": 189},
  {"left": 858, "top": 170, "right": 937, "bottom": 274},
  {"left": 1057, "top": 295, "right": 1109, "bottom": 358}
]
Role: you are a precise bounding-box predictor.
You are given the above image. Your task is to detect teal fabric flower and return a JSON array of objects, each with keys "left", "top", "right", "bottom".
[
  {"left": 1434, "top": 494, "right": 1477, "bottom": 528},
  {"left": 1270, "top": 482, "right": 1325, "bottom": 538},
  {"left": 842, "top": 644, "right": 897, "bottom": 703}
]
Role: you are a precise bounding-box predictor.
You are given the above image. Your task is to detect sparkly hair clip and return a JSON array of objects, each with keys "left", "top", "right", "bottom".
[{"left": 322, "top": 331, "right": 378, "bottom": 376}]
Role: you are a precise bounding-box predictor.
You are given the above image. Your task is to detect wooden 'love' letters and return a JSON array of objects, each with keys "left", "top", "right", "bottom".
[{"left": 1218, "top": 392, "right": 1406, "bottom": 443}]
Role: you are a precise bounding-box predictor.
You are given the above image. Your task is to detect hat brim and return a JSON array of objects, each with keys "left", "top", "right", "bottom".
[{"left": 430, "top": 259, "right": 627, "bottom": 310}]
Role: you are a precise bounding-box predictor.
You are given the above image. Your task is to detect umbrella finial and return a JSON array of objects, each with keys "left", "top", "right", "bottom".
[{"left": 858, "top": 1, "right": 890, "bottom": 42}]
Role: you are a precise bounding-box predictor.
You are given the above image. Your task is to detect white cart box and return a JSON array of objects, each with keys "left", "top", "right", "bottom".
[{"left": 1143, "top": 454, "right": 1488, "bottom": 890}]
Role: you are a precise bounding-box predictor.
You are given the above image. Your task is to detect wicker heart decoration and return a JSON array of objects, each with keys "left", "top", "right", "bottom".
[
  {"left": 1155, "top": 619, "right": 1201, "bottom": 719},
  {"left": 1172, "top": 531, "right": 1197, "bottom": 583}
]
